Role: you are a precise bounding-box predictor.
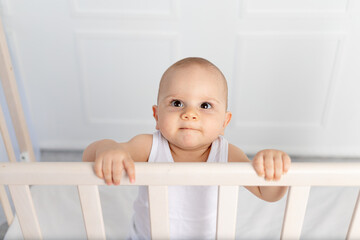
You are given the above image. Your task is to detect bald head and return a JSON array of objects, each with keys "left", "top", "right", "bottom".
[{"left": 157, "top": 57, "right": 228, "bottom": 108}]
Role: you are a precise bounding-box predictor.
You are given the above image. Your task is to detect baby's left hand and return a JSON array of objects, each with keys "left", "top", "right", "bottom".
[{"left": 252, "top": 149, "right": 291, "bottom": 181}]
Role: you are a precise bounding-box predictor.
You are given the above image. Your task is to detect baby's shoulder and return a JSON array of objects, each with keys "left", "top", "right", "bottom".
[
  {"left": 228, "top": 143, "right": 251, "bottom": 163},
  {"left": 127, "top": 134, "right": 153, "bottom": 162},
  {"left": 129, "top": 134, "right": 153, "bottom": 143}
]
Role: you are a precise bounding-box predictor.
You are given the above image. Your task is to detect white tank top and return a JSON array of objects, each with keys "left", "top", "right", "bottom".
[{"left": 128, "top": 131, "right": 229, "bottom": 239}]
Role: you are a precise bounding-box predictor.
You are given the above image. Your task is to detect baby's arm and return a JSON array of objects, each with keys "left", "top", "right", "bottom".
[
  {"left": 228, "top": 144, "right": 291, "bottom": 202},
  {"left": 82, "top": 134, "right": 152, "bottom": 185}
]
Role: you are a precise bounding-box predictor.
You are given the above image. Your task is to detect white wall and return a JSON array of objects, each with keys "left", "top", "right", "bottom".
[{"left": 1, "top": 0, "right": 359, "bottom": 157}]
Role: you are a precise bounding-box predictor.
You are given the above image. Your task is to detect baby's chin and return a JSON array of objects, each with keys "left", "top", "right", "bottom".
[
  {"left": 164, "top": 130, "right": 219, "bottom": 150},
  {"left": 170, "top": 137, "right": 212, "bottom": 151}
]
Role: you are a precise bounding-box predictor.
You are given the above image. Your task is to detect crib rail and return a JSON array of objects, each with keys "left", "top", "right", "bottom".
[
  {"left": 1, "top": 162, "right": 360, "bottom": 240},
  {"left": 2, "top": 162, "right": 360, "bottom": 186}
]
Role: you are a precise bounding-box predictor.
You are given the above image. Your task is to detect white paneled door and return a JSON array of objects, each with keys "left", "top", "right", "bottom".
[{"left": 1, "top": 0, "right": 359, "bottom": 156}]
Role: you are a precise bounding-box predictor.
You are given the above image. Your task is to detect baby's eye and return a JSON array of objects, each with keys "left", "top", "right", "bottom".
[
  {"left": 170, "top": 100, "right": 184, "bottom": 107},
  {"left": 200, "top": 102, "right": 212, "bottom": 109}
]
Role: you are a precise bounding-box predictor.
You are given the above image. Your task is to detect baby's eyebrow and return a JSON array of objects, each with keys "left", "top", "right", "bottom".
[
  {"left": 162, "top": 95, "right": 222, "bottom": 104},
  {"left": 159, "top": 94, "right": 224, "bottom": 105},
  {"left": 204, "top": 98, "right": 221, "bottom": 104},
  {"left": 161, "top": 95, "right": 181, "bottom": 101}
]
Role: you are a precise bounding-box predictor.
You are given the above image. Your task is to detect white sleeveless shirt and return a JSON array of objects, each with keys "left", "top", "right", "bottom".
[{"left": 128, "top": 131, "right": 229, "bottom": 239}]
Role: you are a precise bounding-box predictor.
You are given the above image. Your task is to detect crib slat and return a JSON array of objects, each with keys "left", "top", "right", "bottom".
[
  {"left": 0, "top": 185, "right": 14, "bottom": 225},
  {"left": 0, "top": 104, "right": 17, "bottom": 162},
  {"left": 8, "top": 185, "right": 42, "bottom": 239},
  {"left": 346, "top": 190, "right": 360, "bottom": 240},
  {"left": 0, "top": 16, "right": 36, "bottom": 162},
  {"left": 78, "top": 185, "right": 106, "bottom": 240},
  {"left": 281, "top": 186, "right": 310, "bottom": 240},
  {"left": 216, "top": 186, "right": 239, "bottom": 239},
  {"left": 148, "top": 186, "right": 170, "bottom": 239}
]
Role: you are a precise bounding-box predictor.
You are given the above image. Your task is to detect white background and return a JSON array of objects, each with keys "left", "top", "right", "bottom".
[{"left": 1, "top": 0, "right": 359, "bottom": 156}]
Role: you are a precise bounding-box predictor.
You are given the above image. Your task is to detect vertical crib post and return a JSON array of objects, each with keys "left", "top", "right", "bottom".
[
  {"left": 78, "top": 185, "right": 106, "bottom": 240},
  {"left": 0, "top": 185, "right": 14, "bottom": 225},
  {"left": 346, "top": 190, "right": 360, "bottom": 240},
  {"left": 216, "top": 186, "right": 239, "bottom": 239},
  {"left": 0, "top": 16, "right": 36, "bottom": 162},
  {"left": 281, "top": 186, "right": 310, "bottom": 240},
  {"left": 8, "top": 185, "right": 42, "bottom": 240},
  {"left": 0, "top": 103, "right": 16, "bottom": 225},
  {"left": 0, "top": 104, "right": 17, "bottom": 163},
  {"left": 148, "top": 186, "right": 170, "bottom": 239}
]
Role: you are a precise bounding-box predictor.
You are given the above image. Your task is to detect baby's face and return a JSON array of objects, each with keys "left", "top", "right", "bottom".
[{"left": 153, "top": 64, "right": 232, "bottom": 150}]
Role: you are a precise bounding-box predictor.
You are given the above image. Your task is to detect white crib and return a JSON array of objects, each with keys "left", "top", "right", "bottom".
[
  {"left": 1, "top": 161, "right": 360, "bottom": 240},
  {"left": 1, "top": 161, "right": 360, "bottom": 239},
  {"left": 1, "top": 13, "right": 360, "bottom": 240}
]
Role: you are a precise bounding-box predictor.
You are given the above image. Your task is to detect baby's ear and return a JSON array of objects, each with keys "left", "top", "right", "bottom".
[
  {"left": 221, "top": 111, "right": 232, "bottom": 134},
  {"left": 152, "top": 105, "right": 159, "bottom": 130},
  {"left": 224, "top": 111, "right": 232, "bottom": 128}
]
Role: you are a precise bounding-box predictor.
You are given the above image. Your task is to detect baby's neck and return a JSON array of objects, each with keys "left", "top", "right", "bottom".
[{"left": 168, "top": 143, "right": 212, "bottom": 162}]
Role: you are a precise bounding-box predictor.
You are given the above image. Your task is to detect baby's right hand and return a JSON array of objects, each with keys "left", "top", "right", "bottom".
[{"left": 93, "top": 141, "right": 135, "bottom": 185}]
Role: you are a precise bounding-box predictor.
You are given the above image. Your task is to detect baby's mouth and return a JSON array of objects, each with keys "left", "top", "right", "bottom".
[{"left": 180, "top": 127, "right": 198, "bottom": 131}]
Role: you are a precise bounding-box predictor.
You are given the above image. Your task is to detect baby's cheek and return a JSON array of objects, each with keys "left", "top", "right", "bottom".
[
  {"left": 157, "top": 117, "right": 176, "bottom": 138},
  {"left": 157, "top": 115, "right": 172, "bottom": 129},
  {"left": 204, "top": 119, "right": 224, "bottom": 137}
]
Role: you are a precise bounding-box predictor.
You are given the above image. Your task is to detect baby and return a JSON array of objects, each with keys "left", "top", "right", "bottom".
[{"left": 83, "top": 57, "right": 291, "bottom": 239}]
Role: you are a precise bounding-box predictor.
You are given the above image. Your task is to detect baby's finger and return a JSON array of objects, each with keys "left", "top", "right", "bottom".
[
  {"left": 103, "top": 157, "right": 113, "bottom": 185},
  {"left": 94, "top": 157, "right": 104, "bottom": 178},
  {"left": 274, "top": 154, "right": 283, "bottom": 181},
  {"left": 123, "top": 159, "right": 136, "bottom": 183},
  {"left": 112, "top": 159, "right": 124, "bottom": 185},
  {"left": 252, "top": 154, "right": 265, "bottom": 177},
  {"left": 282, "top": 154, "right": 291, "bottom": 173},
  {"left": 264, "top": 154, "right": 274, "bottom": 181}
]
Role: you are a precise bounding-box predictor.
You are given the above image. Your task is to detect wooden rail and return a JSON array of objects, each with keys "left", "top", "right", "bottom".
[
  {"left": 1, "top": 162, "right": 360, "bottom": 186},
  {"left": 1, "top": 162, "right": 360, "bottom": 240}
]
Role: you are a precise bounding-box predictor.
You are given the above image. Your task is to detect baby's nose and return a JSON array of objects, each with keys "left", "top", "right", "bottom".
[{"left": 181, "top": 108, "right": 199, "bottom": 121}]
